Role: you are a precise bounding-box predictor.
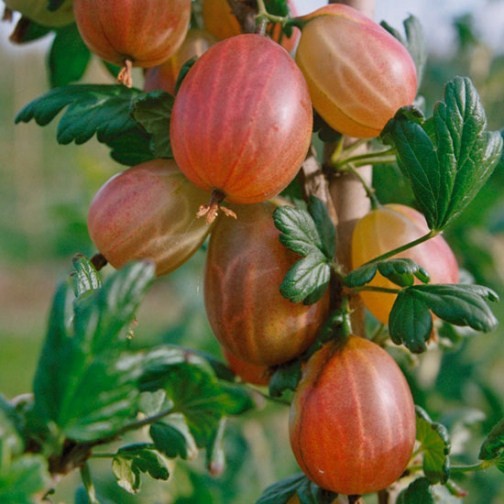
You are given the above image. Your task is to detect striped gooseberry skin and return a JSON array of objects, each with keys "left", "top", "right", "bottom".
[
  {"left": 289, "top": 336, "right": 416, "bottom": 495},
  {"left": 204, "top": 202, "right": 329, "bottom": 366},
  {"left": 296, "top": 4, "right": 417, "bottom": 138},
  {"left": 87, "top": 159, "right": 212, "bottom": 276},
  {"left": 73, "top": 0, "right": 191, "bottom": 68},
  {"left": 351, "top": 204, "right": 459, "bottom": 325},
  {"left": 170, "top": 34, "right": 313, "bottom": 205}
]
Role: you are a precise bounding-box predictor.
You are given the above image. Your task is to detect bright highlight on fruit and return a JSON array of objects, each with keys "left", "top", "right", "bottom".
[
  {"left": 289, "top": 336, "right": 416, "bottom": 495},
  {"left": 296, "top": 4, "right": 418, "bottom": 138}
]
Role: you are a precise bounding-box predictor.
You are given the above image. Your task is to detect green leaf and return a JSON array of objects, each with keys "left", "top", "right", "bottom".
[
  {"left": 140, "top": 358, "right": 254, "bottom": 448},
  {"left": 345, "top": 258, "right": 429, "bottom": 289},
  {"left": 268, "top": 360, "right": 301, "bottom": 398},
  {"left": 389, "top": 284, "right": 498, "bottom": 353},
  {"left": 416, "top": 406, "right": 451, "bottom": 484},
  {"left": 479, "top": 417, "right": 504, "bottom": 464},
  {"left": 138, "top": 346, "right": 215, "bottom": 392},
  {"left": 131, "top": 91, "right": 174, "bottom": 158},
  {"left": 112, "top": 443, "right": 169, "bottom": 494},
  {"left": 382, "top": 77, "right": 503, "bottom": 230},
  {"left": 0, "top": 455, "right": 50, "bottom": 504},
  {"left": 389, "top": 289, "right": 433, "bottom": 353},
  {"left": 377, "top": 258, "right": 430, "bottom": 287},
  {"left": 344, "top": 262, "right": 378, "bottom": 287},
  {"left": 70, "top": 254, "right": 102, "bottom": 298},
  {"left": 256, "top": 473, "right": 337, "bottom": 504},
  {"left": 307, "top": 196, "right": 336, "bottom": 259},
  {"left": 280, "top": 252, "right": 331, "bottom": 304},
  {"left": 396, "top": 477, "right": 434, "bottom": 504},
  {"left": 273, "top": 206, "right": 323, "bottom": 256},
  {"left": 15, "top": 85, "right": 155, "bottom": 165},
  {"left": 273, "top": 202, "right": 334, "bottom": 304},
  {"left": 150, "top": 414, "right": 198, "bottom": 460},
  {"left": 411, "top": 284, "right": 498, "bottom": 332},
  {"left": 30, "top": 261, "right": 156, "bottom": 442},
  {"left": 48, "top": 24, "right": 91, "bottom": 88}
]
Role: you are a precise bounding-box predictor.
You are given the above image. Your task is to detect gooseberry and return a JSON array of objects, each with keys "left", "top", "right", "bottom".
[
  {"left": 296, "top": 4, "right": 417, "bottom": 138},
  {"left": 289, "top": 336, "right": 416, "bottom": 495},
  {"left": 73, "top": 0, "right": 191, "bottom": 86},
  {"left": 87, "top": 159, "right": 212, "bottom": 276},
  {"left": 204, "top": 201, "right": 329, "bottom": 366},
  {"left": 351, "top": 204, "right": 459, "bottom": 324},
  {"left": 170, "top": 34, "right": 312, "bottom": 218}
]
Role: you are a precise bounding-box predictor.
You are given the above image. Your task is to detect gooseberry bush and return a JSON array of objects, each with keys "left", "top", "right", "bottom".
[{"left": 1, "top": 0, "right": 504, "bottom": 503}]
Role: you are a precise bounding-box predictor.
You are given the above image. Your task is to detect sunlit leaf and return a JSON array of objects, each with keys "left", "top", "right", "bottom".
[{"left": 30, "top": 261, "right": 155, "bottom": 442}]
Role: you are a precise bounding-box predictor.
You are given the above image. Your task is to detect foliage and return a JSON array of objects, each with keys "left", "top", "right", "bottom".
[{"left": 0, "top": 0, "right": 503, "bottom": 503}]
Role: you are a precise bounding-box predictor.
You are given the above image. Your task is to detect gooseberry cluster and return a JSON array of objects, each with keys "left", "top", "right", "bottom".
[{"left": 65, "top": 0, "right": 445, "bottom": 498}]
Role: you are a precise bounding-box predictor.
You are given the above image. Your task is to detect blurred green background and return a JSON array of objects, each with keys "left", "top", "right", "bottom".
[{"left": 0, "top": 5, "right": 503, "bottom": 504}]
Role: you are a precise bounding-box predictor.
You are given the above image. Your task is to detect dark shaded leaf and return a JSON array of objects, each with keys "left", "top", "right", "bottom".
[
  {"left": 396, "top": 477, "right": 434, "bottom": 504},
  {"left": 382, "top": 77, "right": 503, "bottom": 231},
  {"left": 48, "top": 24, "right": 91, "bottom": 87},
  {"left": 412, "top": 284, "right": 498, "bottom": 332},
  {"left": 268, "top": 360, "right": 301, "bottom": 398},
  {"left": 416, "top": 406, "right": 451, "bottom": 484},
  {"left": 15, "top": 85, "right": 155, "bottom": 165},
  {"left": 377, "top": 258, "right": 430, "bottom": 287},
  {"left": 389, "top": 284, "right": 498, "bottom": 352},
  {"left": 150, "top": 414, "right": 198, "bottom": 460},
  {"left": 345, "top": 258, "right": 429, "bottom": 288},
  {"left": 307, "top": 195, "right": 336, "bottom": 259},
  {"left": 344, "top": 262, "right": 378, "bottom": 287},
  {"left": 256, "top": 473, "right": 337, "bottom": 504},
  {"left": 389, "top": 290, "right": 433, "bottom": 353},
  {"left": 131, "top": 91, "right": 173, "bottom": 158}
]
